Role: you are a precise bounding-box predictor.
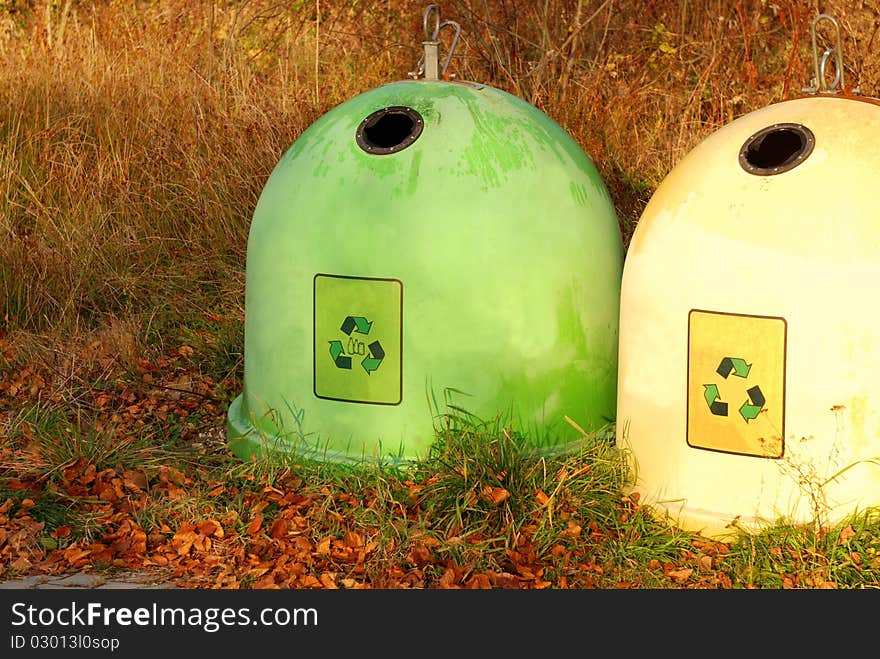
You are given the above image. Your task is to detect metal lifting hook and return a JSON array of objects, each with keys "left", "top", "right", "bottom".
[
  {"left": 802, "top": 13, "right": 855, "bottom": 95},
  {"left": 409, "top": 4, "right": 461, "bottom": 80}
]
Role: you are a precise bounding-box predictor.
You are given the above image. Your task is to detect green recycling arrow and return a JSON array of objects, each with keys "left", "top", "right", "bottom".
[
  {"left": 704, "top": 384, "right": 719, "bottom": 408},
  {"left": 703, "top": 384, "right": 728, "bottom": 416},
  {"left": 739, "top": 385, "right": 766, "bottom": 422},
  {"left": 739, "top": 401, "right": 761, "bottom": 421},
  {"left": 717, "top": 357, "right": 751, "bottom": 378},
  {"left": 328, "top": 340, "right": 351, "bottom": 369},
  {"left": 341, "top": 316, "right": 372, "bottom": 335},
  {"left": 361, "top": 340, "right": 385, "bottom": 374},
  {"left": 362, "top": 357, "right": 381, "bottom": 373}
]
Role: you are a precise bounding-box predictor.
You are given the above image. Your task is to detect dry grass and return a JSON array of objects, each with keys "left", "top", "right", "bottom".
[{"left": 2, "top": 0, "right": 879, "bottom": 343}]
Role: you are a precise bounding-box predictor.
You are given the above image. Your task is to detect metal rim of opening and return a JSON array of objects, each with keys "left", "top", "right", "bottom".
[
  {"left": 738, "top": 122, "right": 816, "bottom": 176},
  {"left": 356, "top": 106, "right": 424, "bottom": 155}
]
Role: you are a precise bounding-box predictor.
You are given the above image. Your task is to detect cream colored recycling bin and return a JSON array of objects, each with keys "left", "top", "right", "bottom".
[{"left": 617, "top": 94, "right": 880, "bottom": 538}]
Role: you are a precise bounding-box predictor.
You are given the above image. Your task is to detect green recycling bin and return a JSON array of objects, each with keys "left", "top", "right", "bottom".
[{"left": 227, "top": 29, "right": 622, "bottom": 463}]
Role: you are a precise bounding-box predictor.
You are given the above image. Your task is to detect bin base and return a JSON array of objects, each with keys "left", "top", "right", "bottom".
[
  {"left": 225, "top": 394, "right": 415, "bottom": 466},
  {"left": 227, "top": 395, "right": 608, "bottom": 467},
  {"left": 629, "top": 487, "right": 792, "bottom": 541}
]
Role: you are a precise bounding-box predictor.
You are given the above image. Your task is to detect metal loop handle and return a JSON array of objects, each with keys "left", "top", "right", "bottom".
[
  {"left": 437, "top": 19, "right": 462, "bottom": 77},
  {"left": 423, "top": 3, "right": 441, "bottom": 41},
  {"left": 410, "top": 4, "right": 461, "bottom": 80},
  {"left": 819, "top": 48, "right": 842, "bottom": 92},
  {"left": 803, "top": 13, "right": 846, "bottom": 94}
]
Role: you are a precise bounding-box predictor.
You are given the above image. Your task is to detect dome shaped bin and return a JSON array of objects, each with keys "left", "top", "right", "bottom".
[
  {"left": 617, "top": 93, "right": 880, "bottom": 538},
  {"left": 227, "top": 75, "right": 623, "bottom": 464}
]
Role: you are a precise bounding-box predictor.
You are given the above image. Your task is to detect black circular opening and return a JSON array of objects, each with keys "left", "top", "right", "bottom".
[
  {"left": 356, "top": 106, "right": 424, "bottom": 155},
  {"left": 739, "top": 123, "right": 815, "bottom": 176}
]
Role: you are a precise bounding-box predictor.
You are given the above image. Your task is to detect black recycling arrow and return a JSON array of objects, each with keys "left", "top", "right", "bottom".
[{"left": 710, "top": 401, "right": 728, "bottom": 416}]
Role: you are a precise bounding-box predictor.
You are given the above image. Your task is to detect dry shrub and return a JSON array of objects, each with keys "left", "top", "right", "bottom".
[{"left": 2, "top": 0, "right": 878, "bottom": 335}]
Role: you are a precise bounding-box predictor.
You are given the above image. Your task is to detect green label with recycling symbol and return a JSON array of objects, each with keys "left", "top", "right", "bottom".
[
  {"left": 687, "top": 309, "right": 786, "bottom": 458},
  {"left": 314, "top": 274, "right": 402, "bottom": 405}
]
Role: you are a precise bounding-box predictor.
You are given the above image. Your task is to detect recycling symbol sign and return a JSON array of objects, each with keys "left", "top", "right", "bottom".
[
  {"left": 687, "top": 309, "right": 785, "bottom": 458},
  {"left": 703, "top": 357, "right": 766, "bottom": 423},
  {"left": 328, "top": 316, "right": 385, "bottom": 375},
  {"left": 313, "top": 274, "right": 401, "bottom": 406}
]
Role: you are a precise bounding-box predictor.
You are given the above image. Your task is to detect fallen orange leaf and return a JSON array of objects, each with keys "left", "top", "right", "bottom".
[
  {"left": 438, "top": 568, "right": 458, "bottom": 589},
  {"left": 343, "top": 531, "right": 364, "bottom": 548},
  {"left": 320, "top": 572, "right": 338, "bottom": 589},
  {"left": 166, "top": 484, "right": 186, "bottom": 500},
  {"left": 837, "top": 525, "right": 856, "bottom": 545},
  {"left": 300, "top": 575, "right": 321, "bottom": 588},
  {"left": 253, "top": 575, "right": 279, "bottom": 589},
  {"left": 269, "top": 518, "right": 288, "bottom": 539},
  {"left": 52, "top": 525, "right": 71, "bottom": 539},
  {"left": 64, "top": 547, "right": 91, "bottom": 565},
  {"left": 667, "top": 568, "right": 693, "bottom": 582},
  {"left": 482, "top": 486, "right": 510, "bottom": 505},
  {"left": 246, "top": 515, "right": 264, "bottom": 536},
  {"left": 564, "top": 521, "right": 582, "bottom": 537},
  {"left": 10, "top": 556, "right": 31, "bottom": 571},
  {"left": 172, "top": 529, "right": 198, "bottom": 556},
  {"left": 198, "top": 519, "right": 223, "bottom": 538},
  {"left": 407, "top": 543, "right": 431, "bottom": 566},
  {"left": 812, "top": 577, "right": 837, "bottom": 589},
  {"left": 465, "top": 573, "right": 492, "bottom": 589},
  {"left": 123, "top": 470, "right": 148, "bottom": 491},
  {"left": 315, "top": 536, "right": 332, "bottom": 555}
]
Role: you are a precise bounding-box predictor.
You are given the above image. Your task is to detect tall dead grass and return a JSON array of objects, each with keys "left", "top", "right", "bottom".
[{"left": 1, "top": 0, "right": 878, "bottom": 340}]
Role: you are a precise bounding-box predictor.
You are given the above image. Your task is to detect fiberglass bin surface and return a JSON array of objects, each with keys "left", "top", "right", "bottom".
[
  {"left": 617, "top": 94, "right": 880, "bottom": 539},
  {"left": 227, "top": 79, "right": 624, "bottom": 464}
]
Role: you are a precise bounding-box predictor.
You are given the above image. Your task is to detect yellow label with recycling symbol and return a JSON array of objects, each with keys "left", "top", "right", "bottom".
[{"left": 686, "top": 309, "right": 786, "bottom": 458}]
